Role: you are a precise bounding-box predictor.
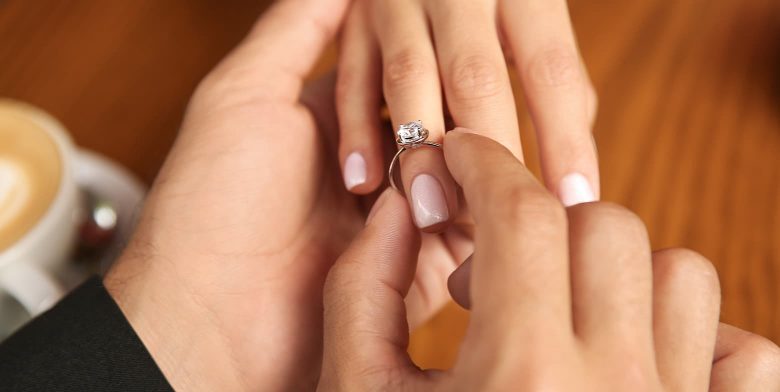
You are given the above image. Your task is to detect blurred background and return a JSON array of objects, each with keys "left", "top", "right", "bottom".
[{"left": 0, "top": 0, "right": 777, "bottom": 368}]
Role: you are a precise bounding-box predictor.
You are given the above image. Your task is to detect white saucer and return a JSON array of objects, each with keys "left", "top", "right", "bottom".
[
  {"left": 0, "top": 151, "right": 146, "bottom": 340},
  {"left": 73, "top": 149, "right": 146, "bottom": 273}
]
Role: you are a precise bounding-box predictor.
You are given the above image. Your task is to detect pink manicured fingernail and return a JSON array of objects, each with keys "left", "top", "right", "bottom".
[
  {"left": 559, "top": 173, "right": 596, "bottom": 207},
  {"left": 410, "top": 174, "right": 449, "bottom": 228},
  {"left": 343, "top": 152, "right": 367, "bottom": 190}
]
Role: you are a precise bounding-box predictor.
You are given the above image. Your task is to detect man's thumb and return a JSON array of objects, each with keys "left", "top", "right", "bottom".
[{"left": 320, "top": 189, "right": 422, "bottom": 388}]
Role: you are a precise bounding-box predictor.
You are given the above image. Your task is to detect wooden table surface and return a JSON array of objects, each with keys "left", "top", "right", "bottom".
[{"left": 1, "top": 0, "right": 778, "bottom": 369}]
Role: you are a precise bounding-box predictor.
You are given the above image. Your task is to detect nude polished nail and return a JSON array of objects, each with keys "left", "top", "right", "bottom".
[
  {"left": 559, "top": 172, "right": 596, "bottom": 207},
  {"left": 410, "top": 174, "right": 449, "bottom": 229},
  {"left": 343, "top": 152, "right": 367, "bottom": 190}
]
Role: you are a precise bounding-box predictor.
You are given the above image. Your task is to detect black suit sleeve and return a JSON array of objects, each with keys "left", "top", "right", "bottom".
[{"left": 0, "top": 276, "right": 173, "bottom": 392}]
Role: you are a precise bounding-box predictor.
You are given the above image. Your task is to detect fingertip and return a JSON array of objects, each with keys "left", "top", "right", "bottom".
[
  {"left": 343, "top": 151, "right": 368, "bottom": 191},
  {"left": 558, "top": 172, "right": 597, "bottom": 207},
  {"left": 323, "top": 186, "right": 420, "bottom": 377},
  {"left": 536, "top": 129, "right": 601, "bottom": 206},
  {"left": 444, "top": 127, "right": 478, "bottom": 145},
  {"left": 442, "top": 129, "right": 510, "bottom": 185},
  {"left": 447, "top": 256, "right": 472, "bottom": 309},
  {"left": 444, "top": 127, "right": 499, "bottom": 148},
  {"left": 408, "top": 173, "right": 458, "bottom": 233},
  {"left": 365, "top": 187, "right": 414, "bottom": 229},
  {"left": 416, "top": 177, "right": 460, "bottom": 234},
  {"left": 364, "top": 187, "right": 395, "bottom": 226},
  {"left": 340, "top": 147, "right": 385, "bottom": 194}
]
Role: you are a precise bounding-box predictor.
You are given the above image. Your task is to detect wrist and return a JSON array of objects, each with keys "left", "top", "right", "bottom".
[{"left": 104, "top": 252, "right": 247, "bottom": 391}]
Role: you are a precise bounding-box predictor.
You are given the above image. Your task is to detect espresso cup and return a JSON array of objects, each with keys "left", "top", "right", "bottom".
[{"left": 0, "top": 100, "right": 84, "bottom": 320}]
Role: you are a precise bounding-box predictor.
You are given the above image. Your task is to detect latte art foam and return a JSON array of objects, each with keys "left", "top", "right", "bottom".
[
  {"left": 0, "top": 160, "right": 32, "bottom": 230},
  {"left": 0, "top": 106, "right": 62, "bottom": 251}
]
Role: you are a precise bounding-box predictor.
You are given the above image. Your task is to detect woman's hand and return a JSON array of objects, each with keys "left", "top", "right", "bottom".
[
  {"left": 337, "top": 0, "right": 599, "bottom": 231},
  {"left": 320, "top": 130, "right": 780, "bottom": 391}
]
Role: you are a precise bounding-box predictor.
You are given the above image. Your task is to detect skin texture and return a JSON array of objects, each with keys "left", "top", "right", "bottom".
[
  {"left": 104, "top": 0, "right": 372, "bottom": 390},
  {"left": 319, "top": 131, "right": 780, "bottom": 391},
  {"left": 336, "top": 0, "right": 599, "bottom": 319},
  {"left": 101, "top": 0, "right": 780, "bottom": 390},
  {"left": 336, "top": 0, "right": 600, "bottom": 228},
  {"left": 103, "top": 0, "right": 470, "bottom": 389}
]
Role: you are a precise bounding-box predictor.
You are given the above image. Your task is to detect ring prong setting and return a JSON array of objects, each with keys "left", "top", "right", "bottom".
[{"left": 396, "top": 120, "right": 429, "bottom": 148}]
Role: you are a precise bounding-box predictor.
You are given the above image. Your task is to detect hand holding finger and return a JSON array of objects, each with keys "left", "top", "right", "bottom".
[
  {"left": 322, "top": 128, "right": 777, "bottom": 391},
  {"left": 320, "top": 189, "right": 432, "bottom": 391},
  {"left": 443, "top": 128, "right": 571, "bottom": 342}
]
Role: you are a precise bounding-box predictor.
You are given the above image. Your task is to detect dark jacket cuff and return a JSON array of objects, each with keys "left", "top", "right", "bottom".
[{"left": 0, "top": 276, "right": 173, "bottom": 391}]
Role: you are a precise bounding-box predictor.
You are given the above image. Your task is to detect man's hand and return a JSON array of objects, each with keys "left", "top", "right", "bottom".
[
  {"left": 104, "top": 1, "right": 360, "bottom": 390},
  {"left": 319, "top": 129, "right": 780, "bottom": 391}
]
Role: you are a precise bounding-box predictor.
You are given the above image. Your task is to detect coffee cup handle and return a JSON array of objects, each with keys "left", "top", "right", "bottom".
[{"left": 0, "top": 262, "right": 64, "bottom": 316}]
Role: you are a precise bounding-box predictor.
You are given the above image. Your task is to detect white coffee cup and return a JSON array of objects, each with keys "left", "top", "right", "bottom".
[{"left": 0, "top": 100, "right": 84, "bottom": 319}]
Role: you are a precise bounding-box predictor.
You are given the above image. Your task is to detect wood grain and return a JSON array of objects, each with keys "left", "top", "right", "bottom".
[{"left": 1, "top": 0, "right": 777, "bottom": 370}]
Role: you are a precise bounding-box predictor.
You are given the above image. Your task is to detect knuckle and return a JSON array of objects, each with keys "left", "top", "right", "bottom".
[
  {"left": 499, "top": 184, "right": 566, "bottom": 230},
  {"left": 383, "top": 50, "right": 435, "bottom": 92},
  {"left": 524, "top": 46, "right": 583, "bottom": 88},
  {"left": 739, "top": 334, "right": 780, "bottom": 375},
  {"left": 447, "top": 54, "right": 506, "bottom": 101},
  {"left": 476, "top": 358, "right": 562, "bottom": 392},
  {"left": 615, "top": 377, "right": 656, "bottom": 392},
  {"left": 192, "top": 70, "right": 237, "bottom": 108},
  {"left": 598, "top": 349, "right": 658, "bottom": 391},
  {"left": 653, "top": 248, "right": 720, "bottom": 294},
  {"left": 614, "top": 370, "right": 655, "bottom": 392}
]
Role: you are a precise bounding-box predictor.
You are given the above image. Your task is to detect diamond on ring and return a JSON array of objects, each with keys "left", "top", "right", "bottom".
[{"left": 396, "top": 120, "right": 429, "bottom": 147}]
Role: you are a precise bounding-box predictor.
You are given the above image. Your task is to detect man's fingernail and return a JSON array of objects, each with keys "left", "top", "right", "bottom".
[
  {"left": 559, "top": 172, "right": 596, "bottom": 207},
  {"left": 365, "top": 188, "right": 392, "bottom": 226},
  {"left": 343, "top": 152, "right": 367, "bottom": 190},
  {"left": 410, "top": 174, "right": 449, "bottom": 229}
]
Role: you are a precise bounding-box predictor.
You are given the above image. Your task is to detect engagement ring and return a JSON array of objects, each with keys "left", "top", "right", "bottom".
[{"left": 388, "top": 121, "right": 442, "bottom": 191}]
